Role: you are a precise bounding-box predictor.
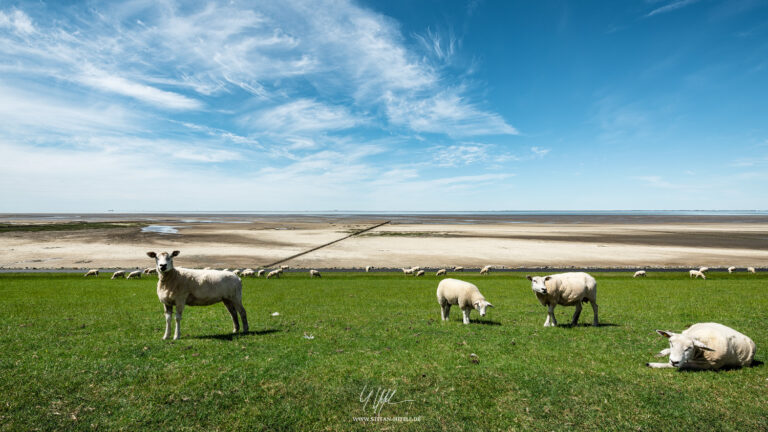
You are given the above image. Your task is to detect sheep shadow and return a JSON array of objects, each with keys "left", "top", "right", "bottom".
[
  {"left": 467, "top": 319, "right": 502, "bottom": 326},
  {"left": 676, "top": 360, "right": 763, "bottom": 373},
  {"left": 557, "top": 322, "right": 619, "bottom": 329},
  {"left": 192, "top": 328, "right": 280, "bottom": 340}
]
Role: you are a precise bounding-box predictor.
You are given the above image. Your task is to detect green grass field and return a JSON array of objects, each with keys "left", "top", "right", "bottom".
[{"left": 1, "top": 271, "right": 766, "bottom": 431}]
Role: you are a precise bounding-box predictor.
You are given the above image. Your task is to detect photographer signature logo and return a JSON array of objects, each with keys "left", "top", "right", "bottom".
[{"left": 358, "top": 384, "right": 415, "bottom": 417}]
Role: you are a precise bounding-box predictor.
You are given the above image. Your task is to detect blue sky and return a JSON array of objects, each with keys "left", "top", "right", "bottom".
[{"left": 1, "top": 0, "right": 767, "bottom": 212}]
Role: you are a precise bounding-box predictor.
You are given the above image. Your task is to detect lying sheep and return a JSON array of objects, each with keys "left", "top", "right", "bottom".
[
  {"left": 633, "top": 270, "right": 647, "bottom": 278},
  {"left": 126, "top": 270, "right": 142, "bottom": 279},
  {"left": 143, "top": 267, "right": 157, "bottom": 275},
  {"left": 436, "top": 269, "right": 447, "bottom": 276},
  {"left": 415, "top": 270, "right": 425, "bottom": 277},
  {"left": 266, "top": 269, "right": 281, "bottom": 279},
  {"left": 436, "top": 278, "right": 494, "bottom": 324},
  {"left": 240, "top": 269, "right": 255, "bottom": 277},
  {"left": 84, "top": 269, "right": 99, "bottom": 277},
  {"left": 728, "top": 266, "right": 736, "bottom": 274},
  {"left": 748, "top": 267, "right": 756, "bottom": 274},
  {"left": 689, "top": 270, "right": 706, "bottom": 279},
  {"left": 479, "top": 265, "right": 492, "bottom": 275},
  {"left": 699, "top": 267, "right": 709, "bottom": 273},
  {"left": 111, "top": 270, "right": 125, "bottom": 279},
  {"left": 646, "top": 323, "right": 756, "bottom": 370},
  {"left": 257, "top": 269, "right": 265, "bottom": 277},
  {"left": 147, "top": 251, "right": 248, "bottom": 340},
  {"left": 527, "top": 272, "right": 599, "bottom": 327},
  {"left": 453, "top": 266, "right": 464, "bottom": 272},
  {"left": 310, "top": 269, "right": 321, "bottom": 278}
]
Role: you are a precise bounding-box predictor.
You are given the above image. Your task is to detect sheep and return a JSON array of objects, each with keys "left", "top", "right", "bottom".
[
  {"left": 365, "top": 265, "right": 373, "bottom": 272},
  {"left": 689, "top": 270, "right": 706, "bottom": 279},
  {"left": 633, "top": 270, "right": 647, "bottom": 278},
  {"left": 222, "top": 268, "right": 230, "bottom": 272},
  {"left": 646, "top": 323, "right": 756, "bottom": 370},
  {"left": 257, "top": 269, "right": 265, "bottom": 277},
  {"left": 280, "top": 265, "right": 289, "bottom": 270},
  {"left": 266, "top": 269, "right": 281, "bottom": 279},
  {"left": 232, "top": 269, "right": 242, "bottom": 276},
  {"left": 453, "top": 266, "right": 464, "bottom": 272},
  {"left": 479, "top": 265, "right": 492, "bottom": 275},
  {"left": 147, "top": 250, "right": 248, "bottom": 340},
  {"left": 240, "top": 269, "right": 255, "bottom": 278},
  {"left": 126, "top": 270, "right": 142, "bottom": 279},
  {"left": 526, "top": 272, "right": 599, "bottom": 327},
  {"left": 699, "top": 267, "right": 709, "bottom": 273},
  {"left": 402, "top": 267, "right": 415, "bottom": 275},
  {"left": 143, "top": 267, "right": 157, "bottom": 275},
  {"left": 436, "top": 278, "right": 494, "bottom": 324},
  {"left": 436, "top": 269, "right": 447, "bottom": 276},
  {"left": 310, "top": 269, "right": 321, "bottom": 278},
  {"left": 203, "top": 267, "right": 212, "bottom": 270},
  {"left": 728, "top": 266, "right": 736, "bottom": 274},
  {"left": 415, "top": 270, "right": 425, "bottom": 277},
  {"left": 747, "top": 267, "right": 756, "bottom": 274},
  {"left": 84, "top": 269, "right": 99, "bottom": 277},
  {"left": 111, "top": 270, "right": 125, "bottom": 279}
]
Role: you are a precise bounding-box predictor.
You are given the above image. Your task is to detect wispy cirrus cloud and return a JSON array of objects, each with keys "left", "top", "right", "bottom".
[{"left": 645, "top": 0, "right": 701, "bottom": 18}]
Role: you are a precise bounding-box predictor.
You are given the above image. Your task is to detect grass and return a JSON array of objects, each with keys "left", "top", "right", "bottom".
[
  {"left": 0, "top": 271, "right": 766, "bottom": 431},
  {"left": 0, "top": 222, "right": 144, "bottom": 233}
]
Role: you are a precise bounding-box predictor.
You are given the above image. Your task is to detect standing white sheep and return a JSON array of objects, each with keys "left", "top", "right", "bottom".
[
  {"left": 143, "top": 267, "right": 157, "bottom": 275},
  {"left": 310, "top": 269, "right": 321, "bottom": 278},
  {"left": 257, "top": 269, "right": 265, "bottom": 277},
  {"left": 689, "top": 270, "right": 706, "bottom": 279},
  {"left": 365, "top": 266, "right": 373, "bottom": 272},
  {"left": 147, "top": 251, "right": 248, "bottom": 340},
  {"left": 436, "top": 269, "right": 447, "bottom": 276},
  {"left": 479, "top": 265, "right": 492, "bottom": 275},
  {"left": 266, "top": 269, "right": 281, "bottom": 279},
  {"left": 240, "top": 269, "right": 255, "bottom": 277},
  {"left": 84, "top": 269, "right": 99, "bottom": 277},
  {"left": 126, "top": 270, "right": 142, "bottom": 279},
  {"left": 415, "top": 270, "right": 425, "bottom": 277},
  {"left": 646, "top": 323, "right": 755, "bottom": 370},
  {"left": 728, "top": 266, "right": 736, "bottom": 274},
  {"left": 232, "top": 269, "right": 242, "bottom": 276},
  {"left": 436, "top": 278, "right": 494, "bottom": 324},
  {"left": 747, "top": 267, "right": 756, "bottom": 274},
  {"left": 111, "top": 270, "right": 125, "bottom": 279},
  {"left": 453, "top": 266, "right": 464, "bottom": 272},
  {"left": 402, "top": 268, "right": 415, "bottom": 275},
  {"left": 526, "top": 272, "right": 599, "bottom": 327},
  {"left": 633, "top": 270, "right": 647, "bottom": 278},
  {"left": 699, "top": 267, "right": 709, "bottom": 273}
]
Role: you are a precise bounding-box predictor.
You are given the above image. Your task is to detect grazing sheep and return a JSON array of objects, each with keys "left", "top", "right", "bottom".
[
  {"left": 748, "top": 267, "right": 756, "bottom": 274},
  {"left": 365, "top": 266, "right": 373, "bottom": 272},
  {"left": 143, "top": 267, "right": 157, "bottom": 275},
  {"left": 436, "top": 278, "right": 494, "bottom": 324},
  {"left": 646, "top": 323, "right": 756, "bottom": 370},
  {"left": 689, "top": 270, "right": 706, "bottom": 279},
  {"left": 416, "top": 270, "right": 425, "bottom": 277},
  {"left": 728, "top": 266, "right": 736, "bottom": 273},
  {"left": 266, "top": 269, "right": 281, "bottom": 279},
  {"left": 257, "top": 269, "right": 265, "bottom": 277},
  {"left": 699, "top": 267, "right": 709, "bottom": 273},
  {"left": 633, "top": 270, "right": 647, "bottom": 278},
  {"left": 280, "top": 265, "right": 289, "bottom": 270},
  {"left": 126, "top": 270, "right": 142, "bottom": 279},
  {"left": 453, "top": 266, "right": 464, "bottom": 272},
  {"left": 232, "top": 269, "right": 242, "bottom": 276},
  {"left": 84, "top": 269, "right": 99, "bottom": 277},
  {"left": 203, "top": 267, "right": 212, "bottom": 270},
  {"left": 527, "top": 272, "right": 599, "bottom": 327},
  {"left": 147, "top": 251, "right": 248, "bottom": 340},
  {"left": 310, "top": 269, "right": 321, "bottom": 278},
  {"left": 436, "top": 269, "right": 447, "bottom": 276},
  {"left": 222, "top": 268, "right": 230, "bottom": 272},
  {"left": 402, "top": 267, "right": 415, "bottom": 275},
  {"left": 479, "top": 265, "right": 492, "bottom": 275},
  {"left": 240, "top": 269, "right": 255, "bottom": 278},
  {"left": 111, "top": 270, "right": 125, "bottom": 279}
]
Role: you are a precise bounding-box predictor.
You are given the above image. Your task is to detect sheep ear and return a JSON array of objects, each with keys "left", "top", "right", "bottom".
[
  {"left": 146, "top": 252, "right": 157, "bottom": 258},
  {"left": 526, "top": 275, "right": 533, "bottom": 281},
  {"left": 544, "top": 276, "right": 551, "bottom": 282},
  {"left": 486, "top": 303, "right": 494, "bottom": 308},
  {"left": 693, "top": 340, "right": 715, "bottom": 351},
  {"left": 656, "top": 330, "right": 673, "bottom": 338},
  {"left": 171, "top": 250, "right": 180, "bottom": 257}
]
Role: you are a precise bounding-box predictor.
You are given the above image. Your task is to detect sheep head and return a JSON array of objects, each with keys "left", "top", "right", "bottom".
[
  {"left": 656, "top": 330, "right": 714, "bottom": 368},
  {"left": 146, "top": 250, "right": 180, "bottom": 274},
  {"left": 473, "top": 300, "right": 494, "bottom": 316},
  {"left": 526, "top": 275, "right": 551, "bottom": 294}
]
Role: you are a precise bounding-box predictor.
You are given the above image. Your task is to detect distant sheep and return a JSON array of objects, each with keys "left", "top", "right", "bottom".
[
  {"left": 266, "top": 269, "right": 281, "bottom": 279},
  {"left": 453, "top": 266, "right": 464, "bottom": 272},
  {"left": 646, "top": 323, "right": 755, "bottom": 370},
  {"left": 222, "top": 268, "right": 230, "bottom": 272},
  {"left": 257, "top": 269, "right": 265, "bottom": 277},
  {"left": 436, "top": 278, "right": 494, "bottom": 324},
  {"left": 110, "top": 270, "right": 125, "bottom": 279},
  {"left": 633, "top": 270, "right": 646, "bottom": 278},
  {"left": 527, "top": 272, "right": 598, "bottom": 327},
  {"left": 479, "top": 265, "right": 492, "bottom": 275},
  {"left": 147, "top": 250, "right": 248, "bottom": 340},
  {"left": 689, "top": 270, "right": 706, "bottom": 279},
  {"left": 240, "top": 269, "right": 255, "bottom": 277},
  {"left": 402, "top": 268, "right": 415, "bottom": 275},
  {"left": 699, "top": 267, "right": 709, "bottom": 273},
  {"left": 126, "top": 270, "right": 142, "bottom": 279},
  {"left": 232, "top": 269, "right": 242, "bottom": 276},
  {"left": 365, "top": 266, "right": 373, "bottom": 272},
  {"left": 310, "top": 269, "right": 321, "bottom": 278},
  {"left": 280, "top": 265, "right": 289, "bottom": 270},
  {"left": 415, "top": 270, "right": 425, "bottom": 277},
  {"left": 84, "top": 269, "right": 99, "bottom": 277},
  {"left": 728, "top": 266, "right": 736, "bottom": 274},
  {"left": 747, "top": 267, "right": 756, "bottom": 274},
  {"left": 436, "top": 269, "right": 447, "bottom": 276},
  {"left": 143, "top": 267, "right": 157, "bottom": 275}
]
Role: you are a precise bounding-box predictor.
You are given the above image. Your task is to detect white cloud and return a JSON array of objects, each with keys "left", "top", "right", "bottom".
[
  {"left": 244, "top": 99, "right": 362, "bottom": 133},
  {"left": 646, "top": 0, "right": 700, "bottom": 17},
  {"left": 531, "top": 147, "right": 550, "bottom": 157},
  {"left": 0, "top": 9, "right": 35, "bottom": 35},
  {"left": 78, "top": 67, "right": 202, "bottom": 110}
]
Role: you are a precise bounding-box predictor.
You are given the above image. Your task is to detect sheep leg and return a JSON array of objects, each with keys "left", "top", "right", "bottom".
[
  {"left": 173, "top": 303, "right": 184, "bottom": 340},
  {"left": 222, "top": 299, "right": 240, "bottom": 333},
  {"left": 162, "top": 303, "right": 173, "bottom": 340},
  {"left": 655, "top": 348, "right": 670, "bottom": 358},
  {"left": 590, "top": 300, "right": 599, "bottom": 327},
  {"left": 646, "top": 362, "right": 673, "bottom": 368},
  {"left": 545, "top": 305, "right": 557, "bottom": 327},
  {"left": 235, "top": 301, "right": 249, "bottom": 333},
  {"left": 461, "top": 308, "right": 471, "bottom": 325},
  {"left": 570, "top": 302, "right": 582, "bottom": 327},
  {"left": 440, "top": 303, "right": 450, "bottom": 321}
]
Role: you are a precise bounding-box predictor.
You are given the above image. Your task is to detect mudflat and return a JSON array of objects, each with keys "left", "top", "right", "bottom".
[{"left": 1, "top": 213, "right": 767, "bottom": 269}]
